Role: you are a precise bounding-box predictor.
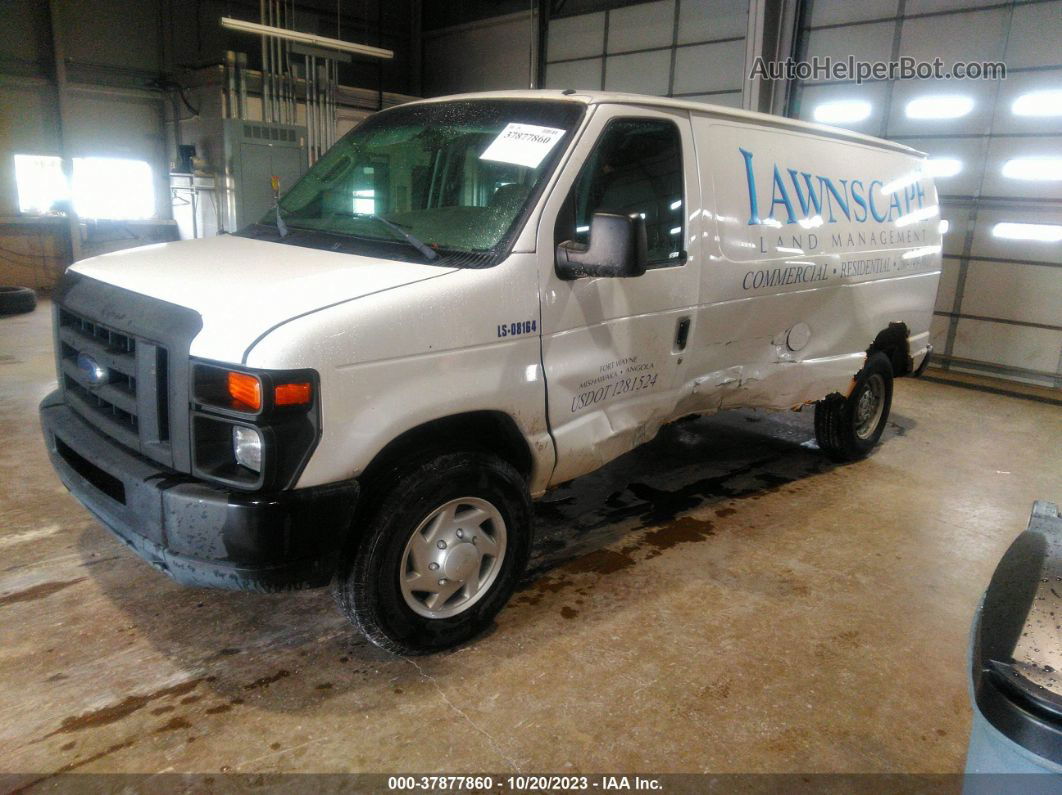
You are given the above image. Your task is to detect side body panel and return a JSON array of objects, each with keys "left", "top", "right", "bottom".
[
  {"left": 677, "top": 117, "right": 941, "bottom": 417},
  {"left": 536, "top": 105, "right": 703, "bottom": 486},
  {"left": 244, "top": 253, "right": 555, "bottom": 494},
  {"left": 536, "top": 107, "right": 940, "bottom": 488}
]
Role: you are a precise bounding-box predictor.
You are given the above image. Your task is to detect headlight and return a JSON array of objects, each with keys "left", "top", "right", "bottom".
[
  {"left": 191, "top": 361, "right": 319, "bottom": 491},
  {"left": 233, "top": 426, "right": 263, "bottom": 472}
]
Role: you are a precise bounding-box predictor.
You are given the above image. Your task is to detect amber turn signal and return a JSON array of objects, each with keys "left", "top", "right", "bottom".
[
  {"left": 274, "top": 382, "right": 312, "bottom": 406},
  {"left": 227, "top": 371, "right": 262, "bottom": 411}
]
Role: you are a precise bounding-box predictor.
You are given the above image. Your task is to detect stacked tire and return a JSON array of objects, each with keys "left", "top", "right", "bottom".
[{"left": 0, "top": 287, "right": 37, "bottom": 316}]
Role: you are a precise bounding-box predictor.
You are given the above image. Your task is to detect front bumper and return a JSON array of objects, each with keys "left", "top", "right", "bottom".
[{"left": 40, "top": 391, "right": 357, "bottom": 591}]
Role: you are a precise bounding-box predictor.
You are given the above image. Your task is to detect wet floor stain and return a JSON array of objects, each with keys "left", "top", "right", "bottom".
[
  {"left": 628, "top": 515, "right": 716, "bottom": 559},
  {"left": 155, "top": 716, "right": 192, "bottom": 733},
  {"left": 512, "top": 425, "right": 837, "bottom": 621},
  {"left": 0, "top": 578, "right": 85, "bottom": 607},
  {"left": 42, "top": 678, "right": 204, "bottom": 738},
  {"left": 754, "top": 472, "right": 792, "bottom": 488},
  {"left": 833, "top": 630, "right": 861, "bottom": 649},
  {"left": 563, "top": 548, "right": 636, "bottom": 576},
  {"left": 52, "top": 739, "right": 134, "bottom": 775},
  {"left": 243, "top": 670, "right": 290, "bottom": 691},
  {"left": 700, "top": 676, "right": 732, "bottom": 700},
  {"left": 514, "top": 574, "right": 578, "bottom": 606}
]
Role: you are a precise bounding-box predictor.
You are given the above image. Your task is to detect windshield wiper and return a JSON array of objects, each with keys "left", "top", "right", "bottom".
[{"left": 352, "top": 213, "right": 438, "bottom": 261}]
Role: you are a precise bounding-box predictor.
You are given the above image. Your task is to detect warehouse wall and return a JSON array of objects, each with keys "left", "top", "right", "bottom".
[
  {"left": 423, "top": 12, "right": 535, "bottom": 97},
  {"left": 544, "top": 0, "right": 750, "bottom": 105},
  {"left": 789, "top": 0, "right": 1062, "bottom": 388},
  {"left": 421, "top": 0, "right": 753, "bottom": 105},
  {"left": 0, "top": 0, "right": 417, "bottom": 287}
]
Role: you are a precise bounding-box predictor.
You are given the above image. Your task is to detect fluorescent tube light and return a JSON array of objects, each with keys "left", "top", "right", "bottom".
[
  {"left": 905, "top": 95, "right": 973, "bottom": 120},
  {"left": 1001, "top": 157, "right": 1062, "bottom": 181},
  {"left": 1011, "top": 90, "right": 1062, "bottom": 117},
  {"left": 992, "top": 222, "right": 1062, "bottom": 242},
  {"left": 926, "top": 158, "right": 962, "bottom": 178},
  {"left": 812, "top": 100, "right": 871, "bottom": 124}
]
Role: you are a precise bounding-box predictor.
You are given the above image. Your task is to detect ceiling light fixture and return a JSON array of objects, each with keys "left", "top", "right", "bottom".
[
  {"left": 1011, "top": 90, "right": 1062, "bottom": 117},
  {"left": 905, "top": 95, "right": 974, "bottom": 120},
  {"left": 926, "top": 158, "right": 963, "bottom": 178},
  {"left": 1001, "top": 157, "right": 1062, "bottom": 181},
  {"left": 992, "top": 222, "right": 1062, "bottom": 242},
  {"left": 812, "top": 100, "right": 872, "bottom": 125}
]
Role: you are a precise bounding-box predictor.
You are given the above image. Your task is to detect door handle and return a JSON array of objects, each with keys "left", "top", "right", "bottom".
[{"left": 674, "top": 316, "right": 690, "bottom": 352}]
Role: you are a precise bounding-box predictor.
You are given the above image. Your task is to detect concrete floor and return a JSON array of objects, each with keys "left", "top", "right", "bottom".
[{"left": 1, "top": 299, "right": 1060, "bottom": 778}]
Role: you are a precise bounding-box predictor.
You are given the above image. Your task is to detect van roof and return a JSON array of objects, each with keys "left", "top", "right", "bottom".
[{"left": 405, "top": 89, "right": 925, "bottom": 158}]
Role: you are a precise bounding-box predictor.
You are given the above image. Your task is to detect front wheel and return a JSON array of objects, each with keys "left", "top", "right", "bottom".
[
  {"left": 333, "top": 451, "right": 532, "bottom": 654},
  {"left": 814, "top": 351, "right": 894, "bottom": 461}
]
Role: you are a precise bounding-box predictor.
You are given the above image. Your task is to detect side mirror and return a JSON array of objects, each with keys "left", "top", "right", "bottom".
[{"left": 555, "top": 212, "right": 648, "bottom": 280}]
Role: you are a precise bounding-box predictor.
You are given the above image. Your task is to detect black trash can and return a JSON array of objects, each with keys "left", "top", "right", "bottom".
[{"left": 965, "top": 501, "right": 1062, "bottom": 791}]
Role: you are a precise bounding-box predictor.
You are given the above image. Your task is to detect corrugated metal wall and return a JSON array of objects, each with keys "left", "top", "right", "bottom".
[
  {"left": 543, "top": 0, "right": 750, "bottom": 107},
  {"left": 789, "top": 0, "right": 1062, "bottom": 388}
]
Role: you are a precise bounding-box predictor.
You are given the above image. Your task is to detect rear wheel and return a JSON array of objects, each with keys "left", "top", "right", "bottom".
[
  {"left": 333, "top": 451, "right": 532, "bottom": 654},
  {"left": 814, "top": 351, "right": 893, "bottom": 461}
]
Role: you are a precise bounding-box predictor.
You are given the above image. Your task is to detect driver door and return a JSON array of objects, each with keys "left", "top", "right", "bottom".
[{"left": 538, "top": 105, "right": 701, "bottom": 485}]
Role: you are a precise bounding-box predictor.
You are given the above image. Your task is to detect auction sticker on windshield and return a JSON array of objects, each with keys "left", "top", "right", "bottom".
[{"left": 480, "top": 123, "right": 566, "bottom": 168}]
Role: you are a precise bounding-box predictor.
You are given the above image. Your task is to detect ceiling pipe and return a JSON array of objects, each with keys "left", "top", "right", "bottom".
[{"left": 220, "top": 16, "right": 394, "bottom": 60}]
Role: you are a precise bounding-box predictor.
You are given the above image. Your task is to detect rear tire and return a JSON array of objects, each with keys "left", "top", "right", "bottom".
[
  {"left": 814, "top": 351, "right": 893, "bottom": 462},
  {"left": 0, "top": 286, "right": 37, "bottom": 316},
  {"left": 333, "top": 451, "right": 532, "bottom": 655}
]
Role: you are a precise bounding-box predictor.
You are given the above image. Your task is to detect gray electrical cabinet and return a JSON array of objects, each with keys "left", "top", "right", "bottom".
[{"left": 222, "top": 120, "right": 307, "bottom": 231}]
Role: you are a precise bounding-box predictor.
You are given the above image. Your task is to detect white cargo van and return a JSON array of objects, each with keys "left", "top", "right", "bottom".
[{"left": 40, "top": 90, "right": 940, "bottom": 653}]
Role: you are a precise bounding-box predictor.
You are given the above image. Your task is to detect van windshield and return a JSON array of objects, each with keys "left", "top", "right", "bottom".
[{"left": 259, "top": 99, "right": 585, "bottom": 266}]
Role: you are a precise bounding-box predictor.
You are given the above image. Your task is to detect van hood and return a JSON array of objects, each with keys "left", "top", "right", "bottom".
[{"left": 70, "top": 235, "right": 456, "bottom": 363}]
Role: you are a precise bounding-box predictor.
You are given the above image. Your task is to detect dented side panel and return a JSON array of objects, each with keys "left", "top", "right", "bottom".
[
  {"left": 680, "top": 117, "right": 940, "bottom": 414},
  {"left": 536, "top": 106, "right": 703, "bottom": 486},
  {"left": 538, "top": 106, "right": 940, "bottom": 487}
]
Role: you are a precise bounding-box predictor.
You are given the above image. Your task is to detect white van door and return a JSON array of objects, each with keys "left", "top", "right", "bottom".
[{"left": 537, "top": 106, "right": 701, "bottom": 485}]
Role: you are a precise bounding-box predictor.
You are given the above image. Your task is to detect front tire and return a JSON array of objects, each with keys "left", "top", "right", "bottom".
[
  {"left": 333, "top": 451, "right": 532, "bottom": 654},
  {"left": 814, "top": 351, "right": 894, "bottom": 461}
]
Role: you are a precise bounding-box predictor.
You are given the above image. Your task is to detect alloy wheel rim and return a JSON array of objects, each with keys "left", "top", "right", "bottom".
[{"left": 399, "top": 497, "right": 507, "bottom": 619}]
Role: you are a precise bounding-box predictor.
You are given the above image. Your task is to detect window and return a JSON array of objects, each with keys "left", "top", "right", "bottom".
[
  {"left": 13, "top": 154, "right": 155, "bottom": 220},
  {"left": 557, "top": 118, "right": 685, "bottom": 266},
  {"left": 72, "top": 157, "right": 155, "bottom": 220},
  {"left": 14, "top": 155, "right": 67, "bottom": 214},
  {"left": 269, "top": 99, "right": 585, "bottom": 264}
]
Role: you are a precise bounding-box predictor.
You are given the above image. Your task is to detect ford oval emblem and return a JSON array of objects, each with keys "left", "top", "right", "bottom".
[{"left": 76, "top": 352, "right": 108, "bottom": 386}]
